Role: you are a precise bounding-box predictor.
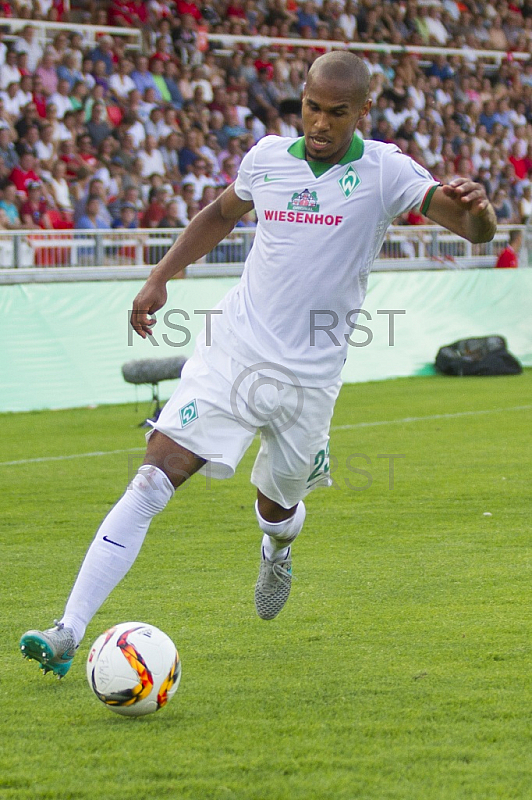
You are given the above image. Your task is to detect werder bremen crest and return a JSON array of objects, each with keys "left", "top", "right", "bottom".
[
  {"left": 288, "top": 188, "right": 319, "bottom": 212},
  {"left": 338, "top": 165, "right": 361, "bottom": 198},
  {"left": 179, "top": 400, "right": 198, "bottom": 427}
]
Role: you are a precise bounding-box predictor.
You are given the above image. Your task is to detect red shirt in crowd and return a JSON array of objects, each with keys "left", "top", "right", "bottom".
[
  {"left": 9, "top": 166, "right": 40, "bottom": 195},
  {"left": 175, "top": 0, "right": 202, "bottom": 21},
  {"left": 33, "top": 92, "right": 48, "bottom": 118},
  {"left": 509, "top": 155, "right": 528, "bottom": 180},
  {"left": 20, "top": 198, "right": 49, "bottom": 227},
  {"left": 495, "top": 245, "right": 518, "bottom": 268},
  {"left": 141, "top": 201, "right": 166, "bottom": 227},
  {"left": 109, "top": 0, "right": 148, "bottom": 26}
]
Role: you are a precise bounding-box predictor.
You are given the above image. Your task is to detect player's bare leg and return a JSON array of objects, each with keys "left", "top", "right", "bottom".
[
  {"left": 20, "top": 434, "right": 204, "bottom": 676},
  {"left": 254, "top": 490, "right": 306, "bottom": 621}
]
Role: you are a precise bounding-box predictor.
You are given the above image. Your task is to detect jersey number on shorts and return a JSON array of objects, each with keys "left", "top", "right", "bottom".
[{"left": 308, "top": 441, "right": 330, "bottom": 484}]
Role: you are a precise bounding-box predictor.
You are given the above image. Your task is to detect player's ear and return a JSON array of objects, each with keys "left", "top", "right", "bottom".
[{"left": 360, "top": 98, "right": 372, "bottom": 118}]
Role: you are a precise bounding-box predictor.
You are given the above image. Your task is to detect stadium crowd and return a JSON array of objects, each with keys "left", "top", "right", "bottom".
[{"left": 2, "top": 0, "right": 532, "bottom": 234}]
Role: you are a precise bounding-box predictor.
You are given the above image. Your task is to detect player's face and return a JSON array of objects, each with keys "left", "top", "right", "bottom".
[{"left": 302, "top": 77, "right": 371, "bottom": 163}]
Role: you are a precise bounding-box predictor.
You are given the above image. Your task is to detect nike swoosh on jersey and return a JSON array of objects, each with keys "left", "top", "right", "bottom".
[
  {"left": 264, "top": 175, "right": 283, "bottom": 182},
  {"left": 103, "top": 535, "right": 126, "bottom": 548}
]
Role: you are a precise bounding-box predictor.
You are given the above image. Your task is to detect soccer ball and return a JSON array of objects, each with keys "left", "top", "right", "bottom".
[{"left": 86, "top": 622, "right": 181, "bottom": 717}]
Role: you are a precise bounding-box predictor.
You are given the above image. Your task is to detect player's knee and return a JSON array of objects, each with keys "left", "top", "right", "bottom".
[
  {"left": 255, "top": 499, "right": 306, "bottom": 539},
  {"left": 127, "top": 465, "right": 175, "bottom": 515},
  {"left": 144, "top": 432, "right": 205, "bottom": 489}
]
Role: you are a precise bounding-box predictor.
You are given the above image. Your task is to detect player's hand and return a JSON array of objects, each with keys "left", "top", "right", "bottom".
[
  {"left": 130, "top": 280, "right": 168, "bottom": 339},
  {"left": 441, "top": 178, "right": 490, "bottom": 216}
]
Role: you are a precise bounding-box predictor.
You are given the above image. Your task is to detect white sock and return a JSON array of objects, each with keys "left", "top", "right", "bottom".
[
  {"left": 60, "top": 465, "right": 174, "bottom": 645},
  {"left": 255, "top": 501, "right": 306, "bottom": 562}
]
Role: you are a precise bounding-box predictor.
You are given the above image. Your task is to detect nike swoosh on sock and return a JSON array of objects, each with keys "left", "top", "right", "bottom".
[{"left": 102, "top": 535, "right": 126, "bottom": 548}]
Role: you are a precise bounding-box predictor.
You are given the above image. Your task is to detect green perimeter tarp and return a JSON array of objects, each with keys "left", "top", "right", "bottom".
[{"left": 1, "top": 270, "right": 531, "bottom": 413}]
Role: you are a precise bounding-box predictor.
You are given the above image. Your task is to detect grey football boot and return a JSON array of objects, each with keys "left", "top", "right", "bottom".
[
  {"left": 20, "top": 621, "right": 78, "bottom": 678},
  {"left": 255, "top": 547, "right": 293, "bottom": 620}
]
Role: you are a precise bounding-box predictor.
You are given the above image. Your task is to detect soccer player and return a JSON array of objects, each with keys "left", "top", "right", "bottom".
[{"left": 21, "top": 52, "right": 496, "bottom": 677}]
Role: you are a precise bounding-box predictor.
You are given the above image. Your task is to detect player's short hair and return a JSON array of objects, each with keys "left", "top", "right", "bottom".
[{"left": 307, "top": 52, "right": 370, "bottom": 106}]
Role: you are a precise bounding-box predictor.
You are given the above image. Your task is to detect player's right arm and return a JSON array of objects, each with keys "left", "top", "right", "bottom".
[{"left": 131, "top": 185, "right": 254, "bottom": 338}]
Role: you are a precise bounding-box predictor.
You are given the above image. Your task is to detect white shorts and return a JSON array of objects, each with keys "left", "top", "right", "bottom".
[{"left": 149, "top": 337, "right": 341, "bottom": 508}]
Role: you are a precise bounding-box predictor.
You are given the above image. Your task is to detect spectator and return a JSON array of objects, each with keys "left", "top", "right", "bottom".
[
  {"left": 248, "top": 68, "right": 280, "bottom": 124},
  {"left": 76, "top": 193, "right": 109, "bottom": 230},
  {"left": 18, "top": 124, "right": 41, "bottom": 159},
  {"left": 296, "top": 1, "right": 319, "bottom": 37},
  {"left": 172, "top": 13, "right": 199, "bottom": 63},
  {"left": 48, "top": 159, "right": 72, "bottom": 216},
  {"left": 35, "top": 50, "right": 58, "bottom": 97},
  {"left": 190, "top": 65, "right": 214, "bottom": 104},
  {"left": 122, "top": 155, "right": 145, "bottom": 194},
  {"left": 57, "top": 52, "right": 82, "bottom": 92},
  {"left": 69, "top": 79, "right": 88, "bottom": 113},
  {"left": 109, "top": 0, "right": 148, "bottom": 27},
  {"left": 518, "top": 185, "right": 532, "bottom": 224},
  {"left": 160, "top": 130, "right": 182, "bottom": 181},
  {"left": 0, "top": 180, "right": 21, "bottom": 228},
  {"left": 9, "top": 148, "right": 40, "bottom": 196},
  {"left": 86, "top": 103, "right": 112, "bottom": 149},
  {"left": 14, "top": 26, "right": 43, "bottom": 74},
  {"left": 181, "top": 155, "right": 215, "bottom": 201},
  {"left": 20, "top": 180, "right": 52, "bottom": 229},
  {"left": 49, "top": 32, "right": 69, "bottom": 65},
  {"left": 217, "top": 108, "right": 245, "bottom": 148},
  {"left": 0, "top": 125, "right": 18, "bottom": 172},
  {"left": 111, "top": 202, "right": 138, "bottom": 229},
  {"left": 488, "top": 15, "right": 509, "bottom": 50},
  {"left": 141, "top": 186, "right": 167, "bottom": 227},
  {"left": 150, "top": 58, "right": 172, "bottom": 103},
  {"left": 74, "top": 177, "right": 111, "bottom": 227},
  {"left": 14, "top": 101, "right": 39, "bottom": 140},
  {"left": 109, "top": 184, "right": 143, "bottom": 220},
  {"left": 159, "top": 198, "right": 186, "bottom": 227},
  {"left": 132, "top": 55, "right": 159, "bottom": 98},
  {"left": 76, "top": 133, "right": 98, "bottom": 172},
  {"left": 162, "top": 60, "right": 184, "bottom": 109},
  {"left": 495, "top": 229, "right": 522, "bottom": 268},
  {"left": 492, "top": 188, "right": 514, "bottom": 224},
  {"left": 218, "top": 155, "right": 238, "bottom": 186},
  {"left": 1, "top": 82, "right": 26, "bottom": 121},
  {"left": 109, "top": 58, "right": 136, "bottom": 104},
  {"left": 138, "top": 87, "right": 159, "bottom": 124},
  {"left": 48, "top": 78, "right": 73, "bottom": 120},
  {"left": 425, "top": 6, "right": 450, "bottom": 45},
  {"left": 138, "top": 134, "right": 165, "bottom": 178},
  {"left": 35, "top": 122, "right": 56, "bottom": 175},
  {"left": 0, "top": 27, "right": 7, "bottom": 69},
  {"left": 88, "top": 35, "right": 114, "bottom": 77},
  {"left": 65, "top": 32, "right": 84, "bottom": 72},
  {"left": 0, "top": 49, "right": 21, "bottom": 91},
  {"left": 217, "top": 135, "right": 243, "bottom": 170},
  {"left": 80, "top": 57, "right": 96, "bottom": 92}
]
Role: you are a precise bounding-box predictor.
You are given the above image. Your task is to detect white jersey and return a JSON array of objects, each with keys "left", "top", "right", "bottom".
[{"left": 211, "top": 135, "right": 439, "bottom": 386}]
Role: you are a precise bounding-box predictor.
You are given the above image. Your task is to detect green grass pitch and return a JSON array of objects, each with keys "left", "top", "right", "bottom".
[{"left": 1, "top": 371, "right": 531, "bottom": 800}]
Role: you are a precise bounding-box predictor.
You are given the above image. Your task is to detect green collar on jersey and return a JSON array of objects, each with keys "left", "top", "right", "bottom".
[{"left": 287, "top": 134, "right": 364, "bottom": 178}]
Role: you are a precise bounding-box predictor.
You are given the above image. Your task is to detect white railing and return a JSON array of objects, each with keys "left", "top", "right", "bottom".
[
  {"left": 3, "top": 18, "right": 528, "bottom": 64},
  {"left": 207, "top": 34, "right": 531, "bottom": 65},
  {"left": 0, "top": 225, "right": 526, "bottom": 283},
  {"left": 2, "top": 17, "right": 143, "bottom": 52}
]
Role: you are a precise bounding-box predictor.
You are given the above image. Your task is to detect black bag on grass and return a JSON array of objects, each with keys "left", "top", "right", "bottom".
[{"left": 435, "top": 335, "right": 523, "bottom": 376}]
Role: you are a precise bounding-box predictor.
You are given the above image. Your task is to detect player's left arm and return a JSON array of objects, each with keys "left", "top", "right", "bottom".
[{"left": 424, "top": 178, "right": 497, "bottom": 244}]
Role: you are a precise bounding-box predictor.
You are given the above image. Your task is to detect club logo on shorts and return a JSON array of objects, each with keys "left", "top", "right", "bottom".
[
  {"left": 338, "top": 165, "right": 361, "bottom": 198},
  {"left": 179, "top": 400, "right": 198, "bottom": 427},
  {"left": 288, "top": 188, "right": 320, "bottom": 212}
]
